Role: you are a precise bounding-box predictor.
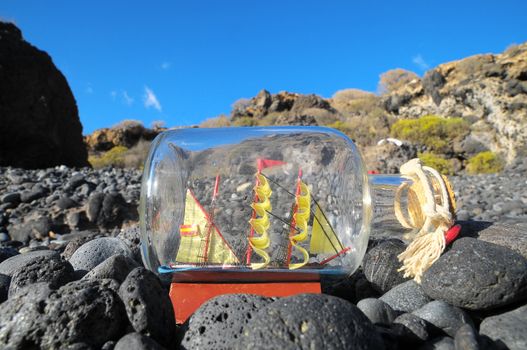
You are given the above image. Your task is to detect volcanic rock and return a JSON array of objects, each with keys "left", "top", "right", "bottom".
[
  {"left": 457, "top": 220, "right": 527, "bottom": 258},
  {"left": 0, "top": 21, "right": 88, "bottom": 168},
  {"left": 274, "top": 114, "right": 318, "bottom": 126},
  {"left": 84, "top": 121, "right": 161, "bottom": 153},
  {"left": 0, "top": 246, "right": 19, "bottom": 263},
  {"left": 61, "top": 231, "right": 100, "bottom": 259},
  {"left": 0, "top": 273, "right": 10, "bottom": 302},
  {"left": 393, "top": 313, "right": 436, "bottom": 342},
  {"left": 412, "top": 301, "right": 473, "bottom": 338},
  {"left": 380, "top": 280, "right": 432, "bottom": 313},
  {"left": 236, "top": 294, "right": 385, "bottom": 350},
  {"left": 118, "top": 267, "right": 176, "bottom": 347},
  {"left": 357, "top": 298, "right": 398, "bottom": 325},
  {"left": 181, "top": 294, "right": 274, "bottom": 350},
  {"left": 0, "top": 279, "right": 127, "bottom": 348},
  {"left": 8, "top": 254, "right": 75, "bottom": 296},
  {"left": 382, "top": 43, "right": 527, "bottom": 163},
  {"left": 86, "top": 192, "right": 138, "bottom": 229},
  {"left": 8, "top": 215, "right": 51, "bottom": 243},
  {"left": 421, "top": 238, "right": 527, "bottom": 310},
  {"left": 420, "top": 336, "right": 455, "bottom": 350},
  {"left": 114, "top": 332, "right": 165, "bottom": 350},
  {"left": 362, "top": 240, "right": 410, "bottom": 293},
  {"left": 83, "top": 254, "right": 139, "bottom": 284},
  {"left": 454, "top": 324, "right": 480, "bottom": 350},
  {"left": 291, "top": 94, "right": 333, "bottom": 113},
  {"left": 479, "top": 304, "right": 527, "bottom": 350},
  {"left": 117, "top": 226, "right": 142, "bottom": 263},
  {"left": 69, "top": 237, "right": 133, "bottom": 275},
  {"left": 0, "top": 249, "right": 58, "bottom": 276}
]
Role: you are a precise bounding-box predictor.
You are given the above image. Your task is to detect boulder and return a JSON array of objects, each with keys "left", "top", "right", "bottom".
[
  {"left": 412, "top": 301, "right": 473, "bottom": 338},
  {"left": 0, "top": 280, "right": 127, "bottom": 348},
  {"left": 380, "top": 280, "right": 432, "bottom": 313},
  {"left": 479, "top": 304, "right": 527, "bottom": 350},
  {"left": 82, "top": 254, "right": 139, "bottom": 284},
  {"left": 457, "top": 220, "right": 527, "bottom": 259},
  {"left": 84, "top": 122, "right": 160, "bottom": 153},
  {"left": 181, "top": 294, "right": 273, "bottom": 350},
  {"left": 0, "top": 249, "right": 58, "bottom": 276},
  {"left": 362, "top": 240, "right": 409, "bottom": 293},
  {"left": 85, "top": 192, "right": 138, "bottom": 229},
  {"left": 357, "top": 298, "right": 398, "bottom": 325},
  {"left": 0, "top": 21, "right": 88, "bottom": 168},
  {"left": 119, "top": 267, "right": 176, "bottom": 347},
  {"left": 421, "top": 238, "right": 527, "bottom": 310},
  {"left": 291, "top": 94, "right": 333, "bottom": 113},
  {"left": 274, "top": 114, "right": 318, "bottom": 126},
  {"left": 236, "top": 294, "right": 385, "bottom": 349},
  {"left": 9, "top": 254, "right": 75, "bottom": 296},
  {"left": 393, "top": 313, "right": 436, "bottom": 342},
  {"left": 69, "top": 237, "right": 133, "bottom": 275}
]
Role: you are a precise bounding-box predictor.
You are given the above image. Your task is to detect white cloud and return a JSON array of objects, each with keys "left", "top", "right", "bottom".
[
  {"left": 85, "top": 86, "right": 94, "bottom": 94},
  {"left": 110, "top": 90, "right": 117, "bottom": 100},
  {"left": 412, "top": 54, "right": 430, "bottom": 70},
  {"left": 122, "top": 91, "right": 134, "bottom": 106},
  {"left": 161, "top": 61, "right": 171, "bottom": 70},
  {"left": 143, "top": 86, "right": 162, "bottom": 111}
]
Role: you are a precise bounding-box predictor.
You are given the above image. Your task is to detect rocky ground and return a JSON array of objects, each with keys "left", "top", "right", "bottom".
[
  {"left": 451, "top": 159, "right": 527, "bottom": 224},
  {"left": 0, "top": 165, "right": 526, "bottom": 349}
]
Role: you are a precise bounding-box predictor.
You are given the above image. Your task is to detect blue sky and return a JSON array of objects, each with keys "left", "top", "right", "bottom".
[{"left": 1, "top": 1, "right": 526, "bottom": 134}]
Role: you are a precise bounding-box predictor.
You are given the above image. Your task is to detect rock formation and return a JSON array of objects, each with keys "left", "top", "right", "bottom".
[
  {"left": 231, "top": 90, "right": 335, "bottom": 125},
  {"left": 0, "top": 21, "right": 89, "bottom": 168},
  {"left": 84, "top": 121, "right": 163, "bottom": 153},
  {"left": 383, "top": 43, "right": 527, "bottom": 163}
]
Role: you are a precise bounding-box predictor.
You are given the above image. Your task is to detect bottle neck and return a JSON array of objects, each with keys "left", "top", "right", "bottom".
[
  {"left": 368, "top": 172, "right": 455, "bottom": 239},
  {"left": 369, "top": 174, "right": 414, "bottom": 239}
]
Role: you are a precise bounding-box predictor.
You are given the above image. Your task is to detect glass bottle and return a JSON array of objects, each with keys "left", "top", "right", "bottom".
[{"left": 139, "top": 126, "right": 452, "bottom": 282}]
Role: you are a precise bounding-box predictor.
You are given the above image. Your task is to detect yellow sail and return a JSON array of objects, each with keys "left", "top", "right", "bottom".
[
  {"left": 249, "top": 173, "right": 272, "bottom": 269},
  {"left": 309, "top": 204, "right": 342, "bottom": 254},
  {"left": 176, "top": 189, "right": 238, "bottom": 264},
  {"left": 289, "top": 181, "right": 311, "bottom": 270}
]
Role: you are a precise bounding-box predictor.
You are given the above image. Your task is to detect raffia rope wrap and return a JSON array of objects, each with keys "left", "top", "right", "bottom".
[{"left": 395, "top": 158, "right": 455, "bottom": 283}]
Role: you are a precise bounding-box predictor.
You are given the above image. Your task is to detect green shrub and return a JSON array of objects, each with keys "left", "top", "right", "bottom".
[
  {"left": 327, "top": 120, "right": 353, "bottom": 137},
  {"left": 232, "top": 116, "right": 258, "bottom": 126},
  {"left": 89, "top": 146, "right": 128, "bottom": 168},
  {"left": 327, "top": 112, "right": 391, "bottom": 146},
  {"left": 466, "top": 151, "right": 504, "bottom": 174},
  {"left": 418, "top": 152, "right": 455, "bottom": 175},
  {"left": 391, "top": 115, "right": 469, "bottom": 153}
]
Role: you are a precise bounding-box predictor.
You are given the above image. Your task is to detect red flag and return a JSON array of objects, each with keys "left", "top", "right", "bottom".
[{"left": 257, "top": 158, "right": 286, "bottom": 171}]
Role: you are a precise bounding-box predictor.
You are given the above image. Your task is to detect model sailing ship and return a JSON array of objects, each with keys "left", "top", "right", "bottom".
[{"left": 167, "top": 158, "right": 351, "bottom": 272}]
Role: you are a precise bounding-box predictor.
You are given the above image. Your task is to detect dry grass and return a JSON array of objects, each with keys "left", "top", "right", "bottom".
[{"left": 200, "top": 115, "right": 232, "bottom": 128}]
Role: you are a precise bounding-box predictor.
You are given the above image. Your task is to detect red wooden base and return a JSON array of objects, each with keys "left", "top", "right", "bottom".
[{"left": 169, "top": 281, "right": 321, "bottom": 324}]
